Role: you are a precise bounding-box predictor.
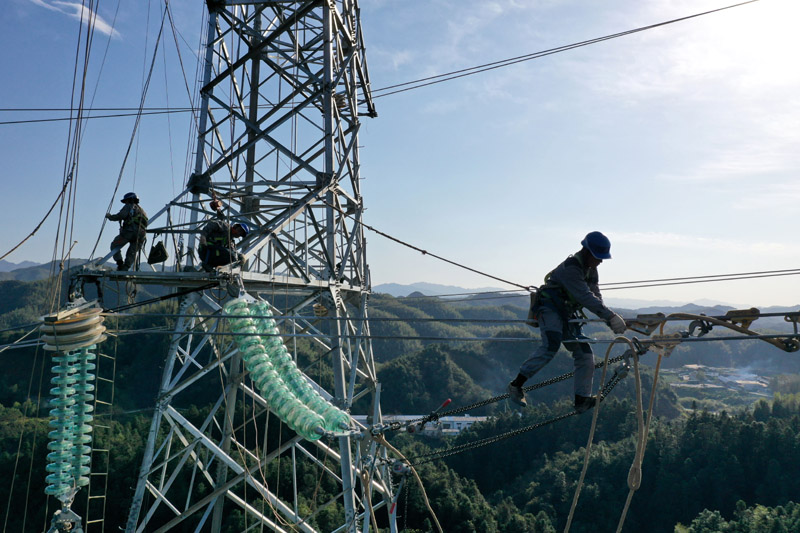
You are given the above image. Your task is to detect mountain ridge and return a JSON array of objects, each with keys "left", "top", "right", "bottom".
[
  {"left": 372, "top": 281, "right": 786, "bottom": 309},
  {"left": 0, "top": 258, "right": 97, "bottom": 282},
  {"left": 0, "top": 259, "right": 41, "bottom": 272}
]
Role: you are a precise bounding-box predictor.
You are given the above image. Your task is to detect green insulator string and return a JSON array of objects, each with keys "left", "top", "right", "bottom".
[
  {"left": 250, "top": 300, "right": 352, "bottom": 432},
  {"left": 224, "top": 298, "right": 353, "bottom": 440},
  {"left": 40, "top": 307, "right": 105, "bottom": 533},
  {"left": 44, "top": 345, "right": 98, "bottom": 499},
  {"left": 45, "top": 352, "right": 78, "bottom": 499},
  {"left": 225, "top": 299, "right": 326, "bottom": 441},
  {"left": 70, "top": 348, "right": 96, "bottom": 487}
]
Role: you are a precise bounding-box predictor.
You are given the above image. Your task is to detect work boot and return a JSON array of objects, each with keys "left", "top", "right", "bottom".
[
  {"left": 507, "top": 382, "right": 527, "bottom": 407},
  {"left": 117, "top": 262, "right": 129, "bottom": 271},
  {"left": 575, "top": 395, "right": 597, "bottom": 414}
]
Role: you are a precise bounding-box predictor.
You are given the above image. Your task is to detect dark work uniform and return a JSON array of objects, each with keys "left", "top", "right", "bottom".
[
  {"left": 519, "top": 252, "right": 615, "bottom": 397},
  {"left": 198, "top": 219, "right": 242, "bottom": 269},
  {"left": 108, "top": 203, "right": 148, "bottom": 270}
]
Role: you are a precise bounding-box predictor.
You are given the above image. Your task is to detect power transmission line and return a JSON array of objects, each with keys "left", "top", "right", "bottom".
[
  {"left": 4, "top": 330, "right": 795, "bottom": 350},
  {"left": 369, "top": 0, "right": 761, "bottom": 98},
  {"left": 0, "top": 108, "right": 195, "bottom": 126},
  {"left": 0, "top": 0, "right": 761, "bottom": 124}
]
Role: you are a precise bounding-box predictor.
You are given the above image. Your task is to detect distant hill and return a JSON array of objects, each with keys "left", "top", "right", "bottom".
[
  {"left": 604, "top": 297, "right": 742, "bottom": 308},
  {"left": 373, "top": 281, "right": 505, "bottom": 297},
  {"left": 372, "top": 282, "right": 740, "bottom": 307},
  {"left": 0, "top": 259, "right": 41, "bottom": 272},
  {"left": 0, "top": 259, "right": 168, "bottom": 329},
  {"left": 372, "top": 282, "right": 797, "bottom": 319},
  {"left": 0, "top": 258, "right": 97, "bottom": 282}
]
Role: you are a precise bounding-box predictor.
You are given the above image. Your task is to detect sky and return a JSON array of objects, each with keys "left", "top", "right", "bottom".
[{"left": 1, "top": 0, "right": 799, "bottom": 308}]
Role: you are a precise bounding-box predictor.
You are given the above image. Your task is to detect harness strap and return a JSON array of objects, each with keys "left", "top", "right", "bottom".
[
  {"left": 538, "top": 254, "right": 590, "bottom": 319},
  {"left": 127, "top": 206, "right": 148, "bottom": 230}
]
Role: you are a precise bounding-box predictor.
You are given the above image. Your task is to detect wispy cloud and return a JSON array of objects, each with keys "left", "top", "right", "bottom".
[
  {"left": 29, "top": 0, "right": 120, "bottom": 38},
  {"left": 615, "top": 231, "right": 797, "bottom": 257},
  {"left": 655, "top": 98, "right": 800, "bottom": 183},
  {"left": 730, "top": 182, "right": 800, "bottom": 211},
  {"left": 436, "top": 1, "right": 536, "bottom": 65},
  {"left": 573, "top": 1, "right": 800, "bottom": 185},
  {"left": 387, "top": 50, "right": 412, "bottom": 71},
  {"left": 658, "top": 142, "right": 800, "bottom": 183},
  {"left": 575, "top": 1, "right": 800, "bottom": 103}
]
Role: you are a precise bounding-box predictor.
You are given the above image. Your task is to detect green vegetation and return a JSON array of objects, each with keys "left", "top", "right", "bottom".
[
  {"left": 393, "top": 396, "right": 800, "bottom": 532},
  {"left": 677, "top": 501, "right": 800, "bottom": 532},
  {"left": 0, "top": 280, "right": 799, "bottom": 531}
]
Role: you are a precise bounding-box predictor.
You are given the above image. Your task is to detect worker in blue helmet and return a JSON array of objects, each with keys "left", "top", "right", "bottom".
[
  {"left": 507, "top": 231, "right": 627, "bottom": 413},
  {"left": 198, "top": 218, "right": 250, "bottom": 271},
  {"left": 105, "top": 192, "right": 148, "bottom": 271}
]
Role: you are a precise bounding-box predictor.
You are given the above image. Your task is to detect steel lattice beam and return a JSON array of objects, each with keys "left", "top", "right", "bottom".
[{"left": 111, "top": 2, "right": 393, "bottom": 532}]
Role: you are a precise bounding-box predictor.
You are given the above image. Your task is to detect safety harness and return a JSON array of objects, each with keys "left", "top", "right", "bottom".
[
  {"left": 201, "top": 220, "right": 234, "bottom": 261},
  {"left": 127, "top": 205, "right": 149, "bottom": 231},
  {"left": 535, "top": 253, "right": 594, "bottom": 321}
]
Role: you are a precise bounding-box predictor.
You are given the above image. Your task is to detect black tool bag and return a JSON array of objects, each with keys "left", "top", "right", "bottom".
[{"left": 148, "top": 241, "right": 169, "bottom": 264}]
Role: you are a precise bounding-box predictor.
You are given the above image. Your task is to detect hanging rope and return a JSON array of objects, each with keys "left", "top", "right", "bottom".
[
  {"left": 0, "top": 174, "right": 73, "bottom": 262},
  {"left": 616, "top": 350, "right": 664, "bottom": 533},
  {"left": 612, "top": 316, "right": 692, "bottom": 532},
  {"left": 564, "top": 337, "right": 636, "bottom": 532},
  {"left": 89, "top": 4, "right": 170, "bottom": 260},
  {"left": 375, "top": 435, "right": 444, "bottom": 533}
]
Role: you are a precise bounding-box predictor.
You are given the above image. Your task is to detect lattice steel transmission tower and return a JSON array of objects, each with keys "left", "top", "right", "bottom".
[{"left": 77, "top": 1, "right": 397, "bottom": 530}]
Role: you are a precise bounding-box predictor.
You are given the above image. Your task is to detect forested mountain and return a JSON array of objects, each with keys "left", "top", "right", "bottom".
[{"left": 0, "top": 277, "right": 798, "bottom": 531}]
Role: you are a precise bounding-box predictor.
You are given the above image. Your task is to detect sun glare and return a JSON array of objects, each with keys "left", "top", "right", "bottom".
[{"left": 715, "top": 0, "right": 800, "bottom": 86}]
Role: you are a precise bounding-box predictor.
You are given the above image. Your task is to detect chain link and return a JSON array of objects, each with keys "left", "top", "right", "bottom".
[
  {"left": 402, "top": 478, "right": 409, "bottom": 532},
  {"left": 405, "top": 353, "right": 629, "bottom": 427},
  {"left": 407, "top": 365, "right": 628, "bottom": 465},
  {"left": 409, "top": 411, "right": 578, "bottom": 465}
]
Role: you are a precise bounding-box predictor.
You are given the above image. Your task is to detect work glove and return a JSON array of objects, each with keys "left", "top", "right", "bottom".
[
  {"left": 608, "top": 313, "right": 627, "bottom": 334},
  {"left": 104, "top": 213, "right": 112, "bottom": 220}
]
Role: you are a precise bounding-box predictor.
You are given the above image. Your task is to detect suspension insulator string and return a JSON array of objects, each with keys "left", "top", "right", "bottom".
[
  {"left": 40, "top": 304, "right": 106, "bottom": 532},
  {"left": 44, "top": 352, "right": 78, "bottom": 500},
  {"left": 70, "top": 347, "right": 96, "bottom": 489},
  {"left": 223, "top": 297, "right": 353, "bottom": 440}
]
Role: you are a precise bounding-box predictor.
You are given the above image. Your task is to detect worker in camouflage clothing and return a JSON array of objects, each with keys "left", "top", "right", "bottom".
[{"left": 106, "top": 192, "right": 148, "bottom": 271}]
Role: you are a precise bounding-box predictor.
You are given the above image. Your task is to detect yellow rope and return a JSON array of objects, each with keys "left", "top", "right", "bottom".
[
  {"left": 376, "top": 435, "right": 444, "bottom": 533},
  {"left": 360, "top": 469, "right": 381, "bottom": 533},
  {"left": 614, "top": 319, "right": 678, "bottom": 531},
  {"left": 564, "top": 336, "right": 636, "bottom": 533},
  {"left": 615, "top": 351, "right": 663, "bottom": 532}
]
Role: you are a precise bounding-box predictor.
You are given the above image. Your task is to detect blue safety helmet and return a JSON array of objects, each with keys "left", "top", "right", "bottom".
[
  {"left": 234, "top": 222, "right": 250, "bottom": 236},
  {"left": 581, "top": 231, "right": 612, "bottom": 260},
  {"left": 122, "top": 192, "right": 139, "bottom": 203}
]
